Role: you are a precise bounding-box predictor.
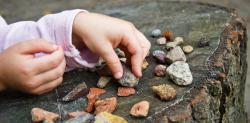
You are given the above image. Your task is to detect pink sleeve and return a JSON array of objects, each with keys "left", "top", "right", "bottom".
[{"left": 0, "top": 9, "right": 100, "bottom": 72}]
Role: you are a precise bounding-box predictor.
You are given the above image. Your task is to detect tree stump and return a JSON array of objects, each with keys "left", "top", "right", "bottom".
[{"left": 0, "top": 0, "right": 248, "bottom": 123}]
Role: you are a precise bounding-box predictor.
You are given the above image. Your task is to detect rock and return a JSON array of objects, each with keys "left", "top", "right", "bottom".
[
  {"left": 31, "top": 108, "right": 60, "bottom": 122},
  {"left": 118, "top": 64, "right": 139, "bottom": 87},
  {"left": 94, "top": 112, "right": 128, "bottom": 123},
  {"left": 151, "top": 29, "right": 162, "bottom": 38},
  {"left": 97, "top": 76, "right": 111, "bottom": 88},
  {"left": 152, "top": 50, "right": 166, "bottom": 64},
  {"left": 166, "top": 61, "right": 193, "bottom": 85},
  {"left": 163, "top": 31, "right": 173, "bottom": 41},
  {"left": 142, "top": 59, "right": 149, "bottom": 70},
  {"left": 62, "top": 82, "right": 88, "bottom": 102},
  {"left": 154, "top": 64, "right": 167, "bottom": 77},
  {"left": 152, "top": 84, "right": 176, "bottom": 101},
  {"left": 94, "top": 97, "right": 117, "bottom": 114},
  {"left": 156, "top": 37, "right": 167, "bottom": 45},
  {"left": 115, "top": 48, "right": 125, "bottom": 57},
  {"left": 85, "top": 88, "right": 106, "bottom": 113},
  {"left": 165, "top": 41, "right": 178, "bottom": 50},
  {"left": 64, "top": 113, "right": 94, "bottom": 123},
  {"left": 197, "top": 37, "right": 209, "bottom": 47},
  {"left": 119, "top": 58, "right": 127, "bottom": 63},
  {"left": 67, "top": 111, "right": 90, "bottom": 119},
  {"left": 117, "top": 87, "right": 136, "bottom": 97},
  {"left": 173, "top": 37, "right": 184, "bottom": 44},
  {"left": 165, "top": 46, "right": 186, "bottom": 64},
  {"left": 182, "top": 45, "right": 194, "bottom": 54},
  {"left": 130, "top": 101, "right": 150, "bottom": 117}
]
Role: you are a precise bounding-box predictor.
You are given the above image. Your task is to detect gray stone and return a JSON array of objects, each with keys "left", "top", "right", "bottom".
[
  {"left": 118, "top": 64, "right": 139, "bottom": 87},
  {"left": 165, "top": 46, "right": 187, "bottom": 64},
  {"left": 166, "top": 61, "right": 193, "bottom": 86},
  {"left": 151, "top": 29, "right": 162, "bottom": 38},
  {"left": 97, "top": 76, "right": 111, "bottom": 88}
]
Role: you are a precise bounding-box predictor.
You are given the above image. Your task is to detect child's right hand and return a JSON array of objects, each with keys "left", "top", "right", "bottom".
[{"left": 0, "top": 39, "right": 66, "bottom": 95}]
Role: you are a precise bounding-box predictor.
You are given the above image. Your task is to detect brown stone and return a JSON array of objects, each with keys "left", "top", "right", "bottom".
[
  {"left": 94, "top": 97, "right": 117, "bottom": 114},
  {"left": 85, "top": 88, "right": 106, "bottom": 113},
  {"left": 154, "top": 64, "right": 167, "bottom": 77},
  {"left": 118, "top": 64, "right": 139, "bottom": 87},
  {"left": 117, "top": 87, "right": 136, "bottom": 97},
  {"left": 152, "top": 84, "right": 176, "bottom": 101},
  {"left": 31, "top": 108, "right": 59, "bottom": 122},
  {"left": 62, "top": 82, "right": 88, "bottom": 102},
  {"left": 163, "top": 31, "right": 173, "bottom": 41},
  {"left": 130, "top": 100, "right": 150, "bottom": 117}
]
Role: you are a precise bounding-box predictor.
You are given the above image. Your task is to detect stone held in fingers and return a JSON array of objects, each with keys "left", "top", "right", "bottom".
[
  {"left": 62, "top": 82, "right": 88, "bottom": 102},
  {"left": 117, "top": 87, "right": 136, "bottom": 97},
  {"left": 182, "top": 45, "right": 194, "bottom": 54},
  {"left": 166, "top": 61, "right": 193, "bottom": 86},
  {"left": 94, "top": 112, "right": 128, "bottom": 123},
  {"left": 152, "top": 84, "right": 176, "bottom": 101},
  {"left": 151, "top": 29, "right": 162, "bottom": 38},
  {"left": 97, "top": 76, "right": 111, "bottom": 88},
  {"left": 165, "top": 46, "right": 186, "bottom": 64},
  {"left": 118, "top": 64, "right": 139, "bottom": 87},
  {"left": 31, "top": 108, "right": 60, "bottom": 122},
  {"left": 156, "top": 37, "right": 167, "bottom": 45},
  {"left": 154, "top": 64, "right": 167, "bottom": 77},
  {"left": 152, "top": 50, "right": 167, "bottom": 64},
  {"left": 94, "top": 97, "right": 117, "bottom": 114},
  {"left": 130, "top": 100, "right": 150, "bottom": 117}
]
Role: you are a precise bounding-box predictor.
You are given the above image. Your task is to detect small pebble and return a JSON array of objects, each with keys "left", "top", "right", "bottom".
[
  {"left": 152, "top": 84, "right": 176, "bottom": 101},
  {"left": 154, "top": 64, "right": 167, "bottom": 77},
  {"left": 94, "top": 112, "right": 128, "bottom": 123},
  {"left": 173, "top": 37, "right": 184, "bottom": 44},
  {"left": 67, "top": 111, "right": 91, "bottom": 119},
  {"left": 152, "top": 50, "right": 166, "bottom": 63},
  {"left": 165, "top": 46, "right": 186, "bottom": 64},
  {"left": 182, "top": 45, "right": 194, "bottom": 54},
  {"left": 119, "top": 57, "right": 127, "bottom": 63},
  {"left": 117, "top": 87, "right": 136, "bottom": 97},
  {"left": 130, "top": 101, "right": 150, "bottom": 117},
  {"left": 156, "top": 37, "right": 167, "bottom": 45},
  {"left": 151, "top": 29, "right": 162, "bottom": 38},
  {"left": 142, "top": 59, "right": 149, "bottom": 70},
  {"left": 166, "top": 61, "right": 193, "bottom": 86},
  {"left": 31, "top": 108, "right": 60, "bottom": 122},
  {"left": 163, "top": 31, "right": 173, "bottom": 41},
  {"left": 165, "top": 41, "right": 178, "bottom": 50},
  {"left": 115, "top": 48, "right": 125, "bottom": 57},
  {"left": 97, "top": 76, "right": 111, "bottom": 88},
  {"left": 94, "top": 97, "right": 117, "bottom": 114}
]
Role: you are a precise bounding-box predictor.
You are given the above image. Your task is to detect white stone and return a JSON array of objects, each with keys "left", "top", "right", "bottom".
[
  {"left": 156, "top": 37, "right": 166, "bottom": 45},
  {"left": 174, "top": 37, "right": 184, "bottom": 44},
  {"left": 182, "top": 45, "right": 194, "bottom": 54},
  {"left": 166, "top": 61, "right": 193, "bottom": 86},
  {"left": 165, "top": 46, "right": 186, "bottom": 64},
  {"left": 151, "top": 29, "right": 161, "bottom": 37},
  {"left": 166, "top": 41, "right": 178, "bottom": 50}
]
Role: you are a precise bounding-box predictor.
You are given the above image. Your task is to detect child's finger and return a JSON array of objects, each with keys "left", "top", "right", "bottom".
[
  {"left": 135, "top": 30, "right": 151, "bottom": 59},
  {"left": 33, "top": 47, "right": 65, "bottom": 74},
  {"left": 29, "top": 77, "right": 63, "bottom": 95},
  {"left": 98, "top": 43, "right": 123, "bottom": 79},
  {"left": 18, "top": 39, "right": 58, "bottom": 54},
  {"left": 121, "top": 31, "right": 143, "bottom": 77},
  {"left": 33, "top": 58, "right": 65, "bottom": 87}
]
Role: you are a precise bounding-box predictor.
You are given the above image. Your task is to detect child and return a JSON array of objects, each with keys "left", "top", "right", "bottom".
[{"left": 0, "top": 9, "right": 150, "bottom": 95}]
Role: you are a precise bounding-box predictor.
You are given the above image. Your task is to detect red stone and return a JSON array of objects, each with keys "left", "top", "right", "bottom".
[
  {"left": 94, "top": 97, "right": 117, "bottom": 114},
  {"left": 85, "top": 88, "right": 106, "bottom": 113},
  {"left": 117, "top": 87, "right": 136, "bottom": 97}
]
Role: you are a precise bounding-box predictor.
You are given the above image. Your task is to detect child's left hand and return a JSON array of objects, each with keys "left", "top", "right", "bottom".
[{"left": 72, "top": 12, "right": 151, "bottom": 79}]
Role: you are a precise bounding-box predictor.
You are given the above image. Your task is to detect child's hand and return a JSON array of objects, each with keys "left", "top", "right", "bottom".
[
  {"left": 73, "top": 13, "right": 151, "bottom": 79},
  {"left": 0, "top": 39, "right": 66, "bottom": 95}
]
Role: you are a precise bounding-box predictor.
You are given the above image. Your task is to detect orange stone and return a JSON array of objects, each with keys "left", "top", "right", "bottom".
[
  {"left": 94, "top": 97, "right": 117, "bottom": 114},
  {"left": 31, "top": 108, "right": 59, "bottom": 122},
  {"left": 85, "top": 88, "right": 106, "bottom": 113},
  {"left": 89, "top": 88, "right": 106, "bottom": 96},
  {"left": 130, "top": 100, "right": 150, "bottom": 117},
  {"left": 163, "top": 31, "right": 173, "bottom": 41},
  {"left": 117, "top": 87, "right": 136, "bottom": 97}
]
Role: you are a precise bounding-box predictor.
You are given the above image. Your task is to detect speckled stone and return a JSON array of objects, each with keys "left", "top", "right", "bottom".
[
  {"left": 166, "top": 61, "right": 193, "bottom": 86},
  {"left": 152, "top": 84, "right": 176, "bottom": 101},
  {"left": 156, "top": 37, "right": 167, "bottom": 45},
  {"left": 94, "top": 112, "right": 128, "bottom": 123},
  {"left": 154, "top": 64, "right": 167, "bottom": 77},
  {"left": 151, "top": 29, "right": 162, "bottom": 38},
  {"left": 97, "top": 76, "right": 111, "bottom": 88},
  {"left": 182, "top": 45, "right": 194, "bottom": 54},
  {"left": 118, "top": 64, "right": 139, "bottom": 87},
  {"left": 152, "top": 50, "right": 166, "bottom": 63},
  {"left": 165, "top": 46, "right": 187, "bottom": 64},
  {"left": 130, "top": 101, "right": 150, "bottom": 117}
]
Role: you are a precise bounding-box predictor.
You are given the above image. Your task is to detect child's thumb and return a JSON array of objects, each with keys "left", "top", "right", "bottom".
[{"left": 19, "top": 39, "right": 58, "bottom": 54}]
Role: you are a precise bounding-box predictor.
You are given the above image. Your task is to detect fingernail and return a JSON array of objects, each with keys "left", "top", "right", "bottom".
[
  {"left": 52, "top": 45, "right": 58, "bottom": 50},
  {"left": 114, "top": 72, "right": 122, "bottom": 79}
]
